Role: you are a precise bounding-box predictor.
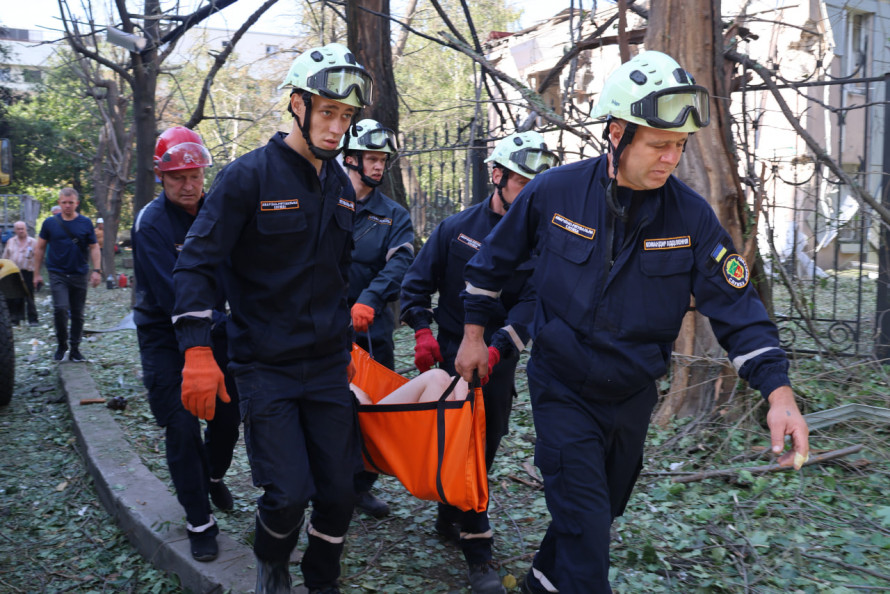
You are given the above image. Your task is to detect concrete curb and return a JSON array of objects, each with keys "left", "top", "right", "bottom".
[{"left": 59, "top": 362, "right": 258, "bottom": 593}]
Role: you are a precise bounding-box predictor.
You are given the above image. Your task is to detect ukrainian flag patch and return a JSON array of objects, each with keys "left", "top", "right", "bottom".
[{"left": 711, "top": 244, "right": 727, "bottom": 263}]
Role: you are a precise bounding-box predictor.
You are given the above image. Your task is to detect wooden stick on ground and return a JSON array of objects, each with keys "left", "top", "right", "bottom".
[
  {"left": 671, "top": 444, "right": 863, "bottom": 484},
  {"left": 79, "top": 398, "right": 106, "bottom": 405}
]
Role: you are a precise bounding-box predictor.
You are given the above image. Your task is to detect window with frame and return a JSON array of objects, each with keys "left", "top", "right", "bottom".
[
  {"left": 845, "top": 10, "right": 872, "bottom": 85},
  {"left": 23, "top": 69, "right": 42, "bottom": 84}
]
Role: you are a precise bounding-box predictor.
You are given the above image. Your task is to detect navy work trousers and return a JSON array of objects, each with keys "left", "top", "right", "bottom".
[
  {"left": 48, "top": 271, "right": 87, "bottom": 348},
  {"left": 438, "top": 330, "right": 518, "bottom": 565},
  {"left": 231, "top": 352, "right": 358, "bottom": 590},
  {"left": 526, "top": 355, "right": 657, "bottom": 594},
  {"left": 137, "top": 325, "right": 240, "bottom": 527}
]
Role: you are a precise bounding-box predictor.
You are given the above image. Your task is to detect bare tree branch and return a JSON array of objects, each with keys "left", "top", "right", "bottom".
[
  {"left": 392, "top": 0, "right": 418, "bottom": 62},
  {"left": 184, "top": 0, "right": 280, "bottom": 129},
  {"left": 58, "top": 0, "right": 133, "bottom": 84},
  {"left": 534, "top": 12, "right": 621, "bottom": 95},
  {"left": 727, "top": 49, "right": 890, "bottom": 226},
  {"left": 440, "top": 32, "right": 593, "bottom": 143}
]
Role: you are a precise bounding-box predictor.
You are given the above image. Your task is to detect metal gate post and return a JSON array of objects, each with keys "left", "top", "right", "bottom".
[{"left": 877, "top": 74, "right": 890, "bottom": 360}]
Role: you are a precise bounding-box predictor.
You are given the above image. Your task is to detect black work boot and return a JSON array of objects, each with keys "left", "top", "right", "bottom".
[
  {"left": 187, "top": 518, "right": 219, "bottom": 562},
  {"left": 467, "top": 560, "right": 506, "bottom": 594},
  {"left": 209, "top": 478, "right": 234, "bottom": 511},
  {"left": 68, "top": 344, "right": 85, "bottom": 362},
  {"left": 355, "top": 491, "right": 389, "bottom": 519},
  {"left": 255, "top": 558, "right": 292, "bottom": 594}
]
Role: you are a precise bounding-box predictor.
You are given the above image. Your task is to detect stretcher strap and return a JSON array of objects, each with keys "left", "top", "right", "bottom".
[
  {"left": 434, "top": 375, "right": 474, "bottom": 506},
  {"left": 355, "top": 398, "right": 388, "bottom": 475}
]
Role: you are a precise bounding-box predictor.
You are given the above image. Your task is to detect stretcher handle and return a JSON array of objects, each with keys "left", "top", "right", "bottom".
[
  {"left": 435, "top": 373, "right": 481, "bottom": 403},
  {"left": 438, "top": 375, "right": 463, "bottom": 402}
]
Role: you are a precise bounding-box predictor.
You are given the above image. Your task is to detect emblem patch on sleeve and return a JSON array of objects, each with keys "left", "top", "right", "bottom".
[
  {"left": 722, "top": 254, "right": 749, "bottom": 288},
  {"left": 710, "top": 243, "right": 727, "bottom": 263}
]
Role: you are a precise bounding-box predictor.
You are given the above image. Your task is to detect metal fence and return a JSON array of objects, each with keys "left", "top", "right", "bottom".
[
  {"left": 735, "top": 73, "right": 890, "bottom": 358},
  {"left": 397, "top": 123, "right": 491, "bottom": 240}
]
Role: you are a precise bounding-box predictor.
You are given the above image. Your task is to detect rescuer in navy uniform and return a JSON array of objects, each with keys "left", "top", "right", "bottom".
[
  {"left": 342, "top": 118, "right": 415, "bottom": 519},
  {"left": 454, "top": 51, "right": 810, "bottom": 594},
  {"left": 132, "top": 126, "right": 240, "bottom": 563},
  {"left": 171, "top": 43, "right": 374, "bottom": 594},
  {"left": 401, "top": 131, "right": 558, "bottom": 594}
]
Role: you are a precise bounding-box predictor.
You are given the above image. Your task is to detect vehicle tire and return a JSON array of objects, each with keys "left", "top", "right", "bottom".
[{"left": 0, "top": 295, "right": 14, "bottom": 406}]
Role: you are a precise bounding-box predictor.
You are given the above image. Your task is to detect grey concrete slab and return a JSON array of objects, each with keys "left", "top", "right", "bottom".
[{"left": 59, "top": 361, "right": 259, "bottom": 593}]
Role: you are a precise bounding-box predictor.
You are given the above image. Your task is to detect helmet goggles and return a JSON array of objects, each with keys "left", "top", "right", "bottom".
[
  {"left": 509, "top": 147, "right": 559, "bottom": 175},
  {"left": 306, "top": 66, "right": 374, "bottom": 106},
  {"left": 357, "top": 126, "right": 398, "bottom": 152},
  {"left": 629, "top": 85, "right": 710, "bottom": 129}
]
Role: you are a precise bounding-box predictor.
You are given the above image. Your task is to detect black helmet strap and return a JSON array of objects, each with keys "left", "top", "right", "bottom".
[
  {"left": 603, "top": 119, "right": 637, "bottom": 222},
  {"left": 494, "top": 165, "right": 512, "bottom": 212}
]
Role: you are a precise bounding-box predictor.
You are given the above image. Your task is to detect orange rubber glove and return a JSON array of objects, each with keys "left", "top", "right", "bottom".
[
  {"left": 481, "top": 346, "right": 500, "bottom": 386},
  {"left": 413, "top": 328, "right": 443, "bottom": 372},
  {"left": 181, "top": 346, "right": 230, "bottom": 420},
  {"left": 351, "top": 303, "right": 376, "bottom": 333}
]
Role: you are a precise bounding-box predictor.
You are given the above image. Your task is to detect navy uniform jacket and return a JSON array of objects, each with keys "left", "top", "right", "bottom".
[
  {"left": 172, "top": 132, "right": 356, "bottom": 364},
  {"left": 132, "top": 192, "right": 226, "bottom": 329},
  {"left": 401, "top": 196, "right": 534, "bottom": 356},
  {"left": 463, "top": 155, "right": 789, "bottom": 399},
  {"left": 349, "top": 188, "right": 414, "bottom": 314}
]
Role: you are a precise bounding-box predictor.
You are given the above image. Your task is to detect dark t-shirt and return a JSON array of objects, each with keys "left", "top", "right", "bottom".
[{"left": 38, "top": 214, "right": 97, "bottom": 275}]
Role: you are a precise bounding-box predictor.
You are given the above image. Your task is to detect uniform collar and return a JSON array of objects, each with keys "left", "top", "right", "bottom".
[{"left": 357, "top": 187, "right": 388, "bottom": 215}]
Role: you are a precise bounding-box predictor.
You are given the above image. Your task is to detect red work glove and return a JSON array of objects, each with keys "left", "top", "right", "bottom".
[
  {"left": 481, "top": 346, "right": 500, "bottom": 386},
  {"left": 181, "top": 346, "right": 230, "bottom": 420},
  {"left": 351, "top": 303, "right": 376, "bottom": 333},
  {"left": 413, "top": 328, "right": 443, "bottom": 372}
]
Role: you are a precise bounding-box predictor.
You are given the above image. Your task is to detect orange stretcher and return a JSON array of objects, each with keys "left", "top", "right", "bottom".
[{"left": 351, "top": 345, "right": 489, "bottom": 513}]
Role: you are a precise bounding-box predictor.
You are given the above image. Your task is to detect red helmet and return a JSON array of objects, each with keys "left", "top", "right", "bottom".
[{"left": 154, "top": 126, "right": 212, "bottom": 172}]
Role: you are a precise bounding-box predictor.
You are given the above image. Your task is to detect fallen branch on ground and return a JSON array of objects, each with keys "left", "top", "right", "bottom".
[{"left": 671, "top": 444, "right": 863, "bottom": 483}]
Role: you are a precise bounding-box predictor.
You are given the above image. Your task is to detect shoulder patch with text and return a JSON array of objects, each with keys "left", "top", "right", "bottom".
[
  {"left": 338, "top": 198, "right": 355, "bottom": 211},
  {"left": 457, "top": 233, "right": 482, "bottom": 250},
  {"left": 643, "top": 236, "right": 691, "bottom": 250},
  {"left": 722, "top": 254, "right": 749, "bottom": 289},
  {"left": 368, "top": 215, "right": 392, "bottom": 226},
  {"left": 261, "top": 199, "right": 299, "bottom": 211},
  {"left": 551, "top": 213, "right": 595, "bottom": 240}
]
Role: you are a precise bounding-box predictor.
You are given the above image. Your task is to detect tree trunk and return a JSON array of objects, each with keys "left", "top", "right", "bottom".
[
  {"left": 646, "top": 0, "right": 745, "bottom": 423},
  {"left": 132, "top": 0, "right": 161, "bottom": 215},
  {"left": 346, "top": 0, "right": 408, "bottom": 210}
]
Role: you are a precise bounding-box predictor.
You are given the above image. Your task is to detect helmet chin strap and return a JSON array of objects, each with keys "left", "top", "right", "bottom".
[
  {"left": 297, "top": 92, "right": 342, "bottom": 161},
  {"left": 344, "top": 153, "right": 383, "bottom": 188},
  {"left": 603, "top": 120, "right": 637, "bottom": 222},
  {"left": 495, "top": 166, "right": 511, "bottom": 212}
]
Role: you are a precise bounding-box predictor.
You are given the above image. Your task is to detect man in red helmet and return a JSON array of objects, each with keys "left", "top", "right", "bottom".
[{"left": 131, "top": 126, "right": 241, "bottom": 562}]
